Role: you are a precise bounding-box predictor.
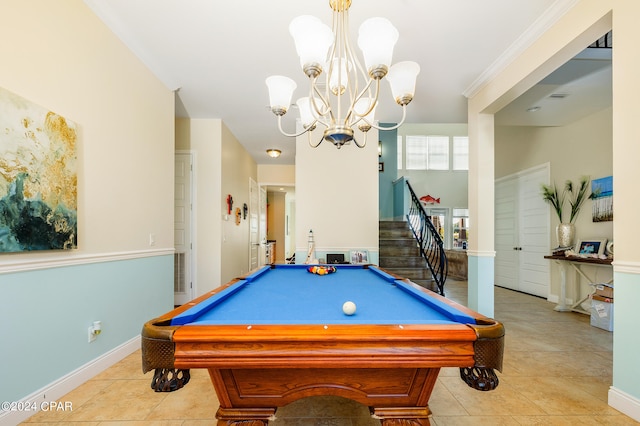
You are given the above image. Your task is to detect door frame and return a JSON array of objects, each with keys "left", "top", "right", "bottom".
[{"left": 175, "top": 150, "right": 195, "bottom": 305}]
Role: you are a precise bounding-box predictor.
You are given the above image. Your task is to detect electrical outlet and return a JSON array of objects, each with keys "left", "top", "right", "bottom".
[
  {"left": 149, "top": 233, "right": 156, "bottom": 246},
  {"left": 88, "top": 321, "right": 101, "bottom": 343},
  {"left": 88, "top": 326, "right": 97, "bottom": 343}
]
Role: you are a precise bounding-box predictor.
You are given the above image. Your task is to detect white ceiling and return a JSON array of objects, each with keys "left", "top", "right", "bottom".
[{"left": 84, "top": 0, "right": 611, "bottom": 165}]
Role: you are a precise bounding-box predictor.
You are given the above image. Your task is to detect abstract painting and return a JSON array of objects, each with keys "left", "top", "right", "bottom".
[
  {"left": 0, "top": 87, "right": 77, "bottom": 252},
  {"left": 591, "top": 176, "right": 613, "bottom": 222}
]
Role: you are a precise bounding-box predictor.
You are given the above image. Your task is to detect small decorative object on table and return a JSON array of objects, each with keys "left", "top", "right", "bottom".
[
  {"left": 307, "top": 265, "right": 337, "bottom": 275},
  {"left": 541, "top": 176, "right": 591, "bottom": 248}
]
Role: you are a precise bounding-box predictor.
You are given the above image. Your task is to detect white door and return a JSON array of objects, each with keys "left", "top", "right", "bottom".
[
  {"left": 495, "top": 178, "right": 519, "bottom": 291},
  {"left": 259, "top": 185, "right": 267, "bottom": 264},
  {"left": 174, "top": 153, "right": 193, "bottom": 305},
  {"left": 249, "top": 178, "right": 259, "bottom": 271},
  {"left": 518, "top": 170, "right": 551, "bottom": 297},
  {"left": 495, "top": 165, "right": 550, "bottom": 298}
]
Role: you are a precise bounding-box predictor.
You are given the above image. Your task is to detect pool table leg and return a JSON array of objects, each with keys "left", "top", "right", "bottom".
[
  {"left": 215, "top": 406, "right": 275, "bottom": 425},
  {"left": 378, "top": 419, "right": 430, "bottom": 426},
  {"left": 371, "top": 406, "right": 432, "bottom": 425}
]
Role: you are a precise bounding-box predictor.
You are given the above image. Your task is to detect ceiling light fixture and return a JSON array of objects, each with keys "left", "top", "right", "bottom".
[
  {"left": 266, "top": 0, "right": 420, "bottom": 149},
  {"left": 266, "top": 149, "right": 282, "bottom": 158}
]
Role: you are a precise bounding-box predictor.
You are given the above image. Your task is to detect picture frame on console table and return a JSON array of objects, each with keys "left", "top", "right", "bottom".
[{"left": 575, "top": 238, "right": 607, "bottom": 256}]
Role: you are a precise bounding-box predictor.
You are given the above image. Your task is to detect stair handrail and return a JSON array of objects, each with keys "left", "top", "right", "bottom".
[{"left": 405, "top": 180, "right": 448, "bottom": 295}]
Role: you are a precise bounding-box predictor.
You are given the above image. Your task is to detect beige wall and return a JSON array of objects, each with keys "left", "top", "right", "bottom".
[
  {"left": 175, "top": 118, "right": 256, "bottom": 294},
  {"left": 0, "top": 0, "right": 175, "bottom": 411},
  {"left": 220, "top": 122, "right": 257, "bottom": 281},
  {"left": 175, "top": 118, "right": 222, "bottom": 294},
  {"left": 258, "top": 164, "right": 295, "bottom": 185},
  {"left": 295, "top": 127, "right": 379, "bottom": 262},
  {"left": 0, "top": 0, "right": 175, "bottom": 262}
]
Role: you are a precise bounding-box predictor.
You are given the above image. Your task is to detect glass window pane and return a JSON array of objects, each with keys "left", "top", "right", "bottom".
[
  {"left": 452, "top": 207, "right": 469, "bottom": 250},
  {"left": 453, "top": 136, "right": 469, "bottom": 170},
  {"left": 428, "top": 208, "right": 448, "bottom": 247},
  {"left": 427, "top": 136, "right": 449, "bottom": 170},
  {"left": 405, "top": 135, "right": 428, "bottom": 170}
]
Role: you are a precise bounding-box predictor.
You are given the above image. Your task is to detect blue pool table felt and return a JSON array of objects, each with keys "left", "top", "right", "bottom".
[{"left": 171, "top": 264, "right": 475, "bottom": 326}]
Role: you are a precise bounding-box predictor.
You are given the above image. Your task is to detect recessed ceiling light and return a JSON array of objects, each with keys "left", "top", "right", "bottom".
[{"left": 526, "top": 106, "right": 541, "bottom": 112}]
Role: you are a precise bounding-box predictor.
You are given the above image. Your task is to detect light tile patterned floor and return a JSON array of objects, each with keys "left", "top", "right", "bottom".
[{"left": 22, "top": 281, "right": 638, "bottom": 425}]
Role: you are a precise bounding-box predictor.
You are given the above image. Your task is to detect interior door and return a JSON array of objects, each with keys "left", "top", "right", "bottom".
[
  {"left": 495, "top": 178, "right": 519, "bottom": 291},
  {"left": 495, "top": 165, "right": 550, "bottom": 298},
  {"left": 174, "top": 153, "right": 193, "bottom": 305},
  {"left": 249, "top": 178, "right": 259, "bottom": 271},
  {"left": 259, "top": 185, "right": 267, "bottom": 264},
  {"left": 517, "top": 168, "right": 550, "bottom": 297}
]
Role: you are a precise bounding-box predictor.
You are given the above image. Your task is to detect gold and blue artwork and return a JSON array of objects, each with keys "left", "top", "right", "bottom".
[{"left": 0, "top": 87, "right": 77, "bottom": 252}]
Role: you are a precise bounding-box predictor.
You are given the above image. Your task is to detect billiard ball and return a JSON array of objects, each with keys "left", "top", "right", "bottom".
[{"left": 342, "top": 301, "right": 356, "bottom": 316}]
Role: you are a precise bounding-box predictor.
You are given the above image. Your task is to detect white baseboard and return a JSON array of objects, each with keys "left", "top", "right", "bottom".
[
  {"left": 609, "top": 386, "right": 640, "bottom": 422},
  {"left": 0, "top": 335, "right": 140, "bottom": 426}
]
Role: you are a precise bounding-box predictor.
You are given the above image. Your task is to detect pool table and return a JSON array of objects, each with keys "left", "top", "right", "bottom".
[{"left": 141, "top": 264, "right": 504, "bottom": 425}]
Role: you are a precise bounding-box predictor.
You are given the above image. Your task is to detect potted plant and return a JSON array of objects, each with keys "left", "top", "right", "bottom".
[{"left": 541, "top": 176, "right": 590, "bottom": 247}]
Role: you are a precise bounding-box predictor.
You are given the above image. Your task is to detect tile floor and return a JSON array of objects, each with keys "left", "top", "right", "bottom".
[{"left": 23, "top": 281, "right": 638, "bottom": 425}]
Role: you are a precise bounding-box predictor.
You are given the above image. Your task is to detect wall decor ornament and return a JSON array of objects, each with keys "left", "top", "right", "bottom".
[
  {"left": 541, "top": 176, "right": 590, "bottom": 248},
  {"left": 591, "top": 176, "right": 613, "bottom": 222},
  {"left": 0, "top": 87, "right": 77, "bottom": 252}
]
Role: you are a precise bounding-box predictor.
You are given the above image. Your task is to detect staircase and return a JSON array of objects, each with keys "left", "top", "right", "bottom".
[{"left": 379, "top": 221, "right": 439, "bottom": 293}]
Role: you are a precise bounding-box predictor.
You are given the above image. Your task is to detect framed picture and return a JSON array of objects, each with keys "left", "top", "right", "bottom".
[
  {"left": 575, "top": 238, "right": 607, "bottom": 256},
  {"left": 349, "top": 250, "right": 368, "bottom": 264},
  {"left": 378, "top": 162, "right": 384, "bottom": 172}
]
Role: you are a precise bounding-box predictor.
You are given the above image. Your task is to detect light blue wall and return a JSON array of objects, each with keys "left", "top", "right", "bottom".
[
  {"left": 392, "top": 177, "right": 409, "bottom": 220},
  {"left": 0, "top": 255, "right": 173, "bottom": 403},
  {"left": 467, "top": 255, "right": 495, "bottom": 318},
  {"left": 612, "top": 271, "right": 640, "bottom": 396}
]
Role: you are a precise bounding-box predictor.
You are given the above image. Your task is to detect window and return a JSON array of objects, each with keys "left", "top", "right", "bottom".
[
  {"left": 405, "top": 135, "right": 449, "bottom": 170},
  {"left": 453, "top": 136, "right": 469, "bottom": 170},
  {"left": 427, "top": 208, "right": 448, "bottom": 245},
  {"left": 452, "top": 208, "right": 469, "bottom": 250},
  {"left": 405, "top": 135, "right": 428, "bottom": 170}
]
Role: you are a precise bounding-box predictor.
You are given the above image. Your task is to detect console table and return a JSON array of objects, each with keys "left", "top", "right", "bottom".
[{"left": 544, "top": 255, "right": 613, "bottom": 314}]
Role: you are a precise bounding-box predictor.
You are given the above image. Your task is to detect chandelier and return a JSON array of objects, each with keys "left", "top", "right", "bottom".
[{"left": 265, "top": 0, "right": 420, "bottom": 149}]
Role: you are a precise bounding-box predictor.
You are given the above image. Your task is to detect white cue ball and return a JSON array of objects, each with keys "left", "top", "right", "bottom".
[{"left": 342, "top": 301, "right": 357, "bottom": 316}]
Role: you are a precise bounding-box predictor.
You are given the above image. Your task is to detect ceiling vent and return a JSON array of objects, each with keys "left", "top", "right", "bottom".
[{"left": 549, "top": 93, "right": 569, "bottom": 99}]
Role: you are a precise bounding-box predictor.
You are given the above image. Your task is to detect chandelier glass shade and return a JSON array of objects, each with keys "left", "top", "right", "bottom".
[{"left": 266, "top": 0, "right": 420, "bottom": 149}]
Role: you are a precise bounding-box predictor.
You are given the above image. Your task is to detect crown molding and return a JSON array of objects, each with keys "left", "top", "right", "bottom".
[{"left": 463, "top": 0, "right": 580, "bottom": 99}]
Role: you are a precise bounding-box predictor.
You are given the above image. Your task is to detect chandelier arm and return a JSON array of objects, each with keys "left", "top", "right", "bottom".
[
  {"left": 349, "top": 77, "right": 379, "bottom": 121},
  {"left": 341, "top": 9, "right": 369, "bottom": 99},
  {"left": 363, "top": 105, "right": 408, "bottom": 131},
  {"left": 276, "top": 115, "right": 319, "bottom": 138},
  {"left": 352, "top": 130, "right": 367, "bottom": 148},
  {"left": 310, "top": 84, "right": 332, "bottom": 122},
  {"left": 308, "top": 131, "right": 324, "bottom": 148}
]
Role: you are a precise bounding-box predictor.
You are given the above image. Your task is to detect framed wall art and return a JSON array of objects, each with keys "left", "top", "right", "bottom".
[{"left": 0, "top": 87, "right": 77, "bottom": 252}]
